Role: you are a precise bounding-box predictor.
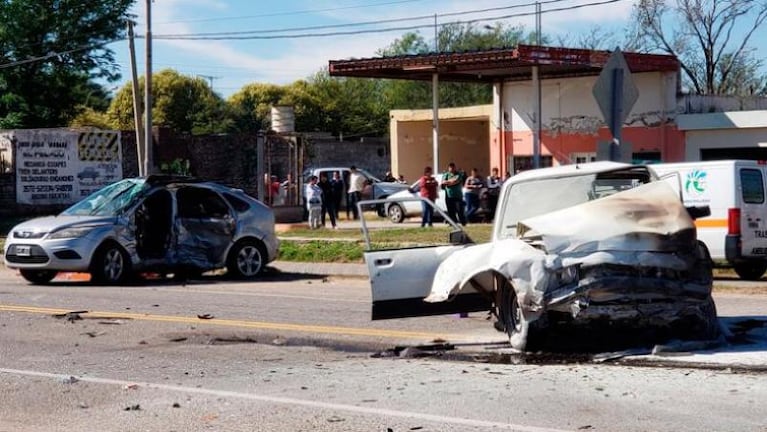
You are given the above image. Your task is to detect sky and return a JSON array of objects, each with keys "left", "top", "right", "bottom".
[{"left": 107, "top": 0, "right": 767, "bottom": 98}]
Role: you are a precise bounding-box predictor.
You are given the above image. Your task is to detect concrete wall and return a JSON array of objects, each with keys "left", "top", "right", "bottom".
[
  {"left": 390, "top": 105, "right": 493, "bottom": 182},
  {"left": 304, "top": 137, "right": 391, "bottom": 179},
  {"left": 494, "top": 71, "right": 684, "bottom": 171}
]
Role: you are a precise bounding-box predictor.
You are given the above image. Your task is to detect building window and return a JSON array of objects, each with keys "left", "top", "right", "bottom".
[
  {"left": 510, "top": 156, "right": 553, "bottom": 174},
  {"left": 570, "top": 152, "right": 597, "bottom": 164}
]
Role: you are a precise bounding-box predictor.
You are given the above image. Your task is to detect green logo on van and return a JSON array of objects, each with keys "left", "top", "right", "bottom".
[{"left": 684, "top": 169, "right": 707, "bottom": 196}]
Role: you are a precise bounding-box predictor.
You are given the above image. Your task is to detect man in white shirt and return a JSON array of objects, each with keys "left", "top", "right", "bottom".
[
  {"left": 347, "top": 165, "right": 366, "bottom": 220},
  {"left": 305, "top": 175, "right": 323, "bottom": 229}
]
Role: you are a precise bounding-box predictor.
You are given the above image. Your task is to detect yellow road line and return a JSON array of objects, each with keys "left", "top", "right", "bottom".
[{"left": 0, "top": 304, "right": 456, "bottom": 341}]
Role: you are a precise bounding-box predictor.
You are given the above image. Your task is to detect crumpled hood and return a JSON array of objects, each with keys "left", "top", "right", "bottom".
[{"left": 517, "top": 181, "right": 695, "bottom": 256}]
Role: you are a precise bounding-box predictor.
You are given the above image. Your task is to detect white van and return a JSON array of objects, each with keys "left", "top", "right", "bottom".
[{"left": 650, "top": 160, "right": 767, "bottom": 280}]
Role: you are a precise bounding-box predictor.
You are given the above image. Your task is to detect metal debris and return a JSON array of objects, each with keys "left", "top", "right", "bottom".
[
  {"left": 197, "top": 314, "right": 214, "bottom": 320},
  {"left": 53, "top": 311, "right": 88, "bottom": 322}
]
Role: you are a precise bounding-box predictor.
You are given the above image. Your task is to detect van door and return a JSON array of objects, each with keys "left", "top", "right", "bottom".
[{"left": 738, "top": 168, "right": 767, "bottom": 259}]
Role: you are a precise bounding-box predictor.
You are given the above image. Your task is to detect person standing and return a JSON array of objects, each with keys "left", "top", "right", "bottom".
[
  {"left": 347, "top": 165, "right": 366, "bottom": 220},
  {"left": 419, "top": 166, "right": 439, "bottom": 227},
  {"left": 329, "top": 171, "right": 344, "bottom": 221},
  {"left": 486, "top": 167, "right": 502, "bottom": 216},
  {"left": 463, "top": 168, "right": 484, "bottom": 222},
  {"left": 318, "top": 174, "right": 337, "bottom": 229},
  {"left": 442, "top": 162, "right": 466, "bottom": 226},
  {"left": 305, "top": 175, "right": 323, "bottom": 229}
]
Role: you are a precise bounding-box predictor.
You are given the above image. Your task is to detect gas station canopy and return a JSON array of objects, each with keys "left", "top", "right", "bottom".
[{"left": 329, "top": 45, "right": 680, "bottom": 82}]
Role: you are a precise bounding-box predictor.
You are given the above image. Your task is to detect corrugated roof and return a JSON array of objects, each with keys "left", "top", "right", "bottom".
[{"left": 328, "top": 45, "right": 680, "bottom": 82}]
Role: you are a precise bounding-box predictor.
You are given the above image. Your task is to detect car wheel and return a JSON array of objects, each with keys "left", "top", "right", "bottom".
[
  {"left": 19, "top": 269, "right": 57, "bottom": 284},
  {"left": 388, "top": 203, "right": 405, "bottom": 224},
  {"left": 90, "top": 242, "right": 132, "bottom": 285},
  {"left": 733, "top": 262, "right": 767, "bottom": 281},
  {"left": 227, "top": 239, "right": 266, "bottom": 279},
  {"left": 497, "top": 276, "right": 542, "bottom": 351}
]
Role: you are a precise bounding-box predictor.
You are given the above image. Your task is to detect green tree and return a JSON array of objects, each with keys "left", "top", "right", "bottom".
[
  {"left": 108, "top": 69, "right": 232, "bottom": 134},
  {"left": 228, "top": 83, "right": 287, "bottom": 132},
  {"left": 0, "top": 0, "right": 133, "bottom": 128},
  {"left": 630, "top": 0, "right": 767, "bottom": 95}
]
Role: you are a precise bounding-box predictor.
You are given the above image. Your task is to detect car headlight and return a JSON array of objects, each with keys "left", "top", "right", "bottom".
[
  {"left": 554, "top": 266, "right": 579, "bottom": 286},
  {"left": 47, "top": 227, "right": 96, "bottom": 239}
]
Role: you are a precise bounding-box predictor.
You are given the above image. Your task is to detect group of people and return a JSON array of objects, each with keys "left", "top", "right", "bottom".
[
  {"left": 417, "top": 163, "right": 504, "bottom": 228},
  {"left": 305, "top": 166, "right": 368, "bottom": 229}
]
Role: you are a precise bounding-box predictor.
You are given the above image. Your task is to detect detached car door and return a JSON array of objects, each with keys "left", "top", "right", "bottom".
[
  {"left": 175, "top": 186, "right": 235, "bottom": 268},
  {"left": 362, "top": 198, "right": 491, "bottom": 320}
]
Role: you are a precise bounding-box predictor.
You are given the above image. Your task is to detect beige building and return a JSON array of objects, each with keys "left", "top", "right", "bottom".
[{"left": 389, "top": 105, "right": 493, "bottom": 182}]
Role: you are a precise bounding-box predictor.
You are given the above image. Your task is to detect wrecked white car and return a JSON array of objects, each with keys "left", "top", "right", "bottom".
[
  {"left": 362, "top": 162, "right": 719, "bottom": 351},
  {"left": 4, "top": 176, "right": 279, "bottom": 284}
]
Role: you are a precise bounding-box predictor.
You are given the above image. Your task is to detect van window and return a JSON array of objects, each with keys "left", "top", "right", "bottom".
[{"left": 740, "top": 169, "right": 765, "bottom": 204}]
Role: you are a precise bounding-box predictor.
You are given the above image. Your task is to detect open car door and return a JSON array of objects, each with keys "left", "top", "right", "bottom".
[{"left": 359, "top": 197, "right": 492, "bottom": 320}]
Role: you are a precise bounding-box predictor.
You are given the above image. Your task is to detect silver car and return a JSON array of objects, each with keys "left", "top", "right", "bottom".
[{"left": 4, "top": 176, "right": 279, "bottom": 284}]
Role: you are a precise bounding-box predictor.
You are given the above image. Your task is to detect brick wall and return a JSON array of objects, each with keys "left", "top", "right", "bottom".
[{"left": 0, "top": 129, "right": 390, "bottom": 217}]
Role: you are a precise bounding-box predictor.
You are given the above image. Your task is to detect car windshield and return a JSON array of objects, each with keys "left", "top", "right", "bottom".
[
  {"left": 359, "top": 169, "right": 382, "bottom": 183},
  {"left": 61, "top": 179, "right": 147, "bottom": 216},
  {"left": 498, "top": 169, "right": 650, "bottom": 239}
]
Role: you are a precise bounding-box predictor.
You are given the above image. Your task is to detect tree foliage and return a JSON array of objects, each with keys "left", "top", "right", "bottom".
[
  {"left": 0, "top": 0, "right": 133, "bottom": 128},
  {"left": 108, "top": 69, "right": 233, "bottom": 135},
  {"left": 631, "top": 0, "right": 767, "bottom": 95}
]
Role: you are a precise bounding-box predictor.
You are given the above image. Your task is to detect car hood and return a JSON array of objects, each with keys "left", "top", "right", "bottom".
[
  {"left": 516, "top": 181, "right": 695, "bottom": 255},
  {"left": 11, "top": 215, "right": 117, "bottom": 235},
  {"left": 425, "top": 181, "right": 697, "bottom": 304},
  {"left": 375, "top": 182, "right": 410, "bottom": 194}
]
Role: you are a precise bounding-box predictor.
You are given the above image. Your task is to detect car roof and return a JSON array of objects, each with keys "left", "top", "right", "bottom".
[{"left": 507, "top": 162, "right": 634, "bottom": 184}]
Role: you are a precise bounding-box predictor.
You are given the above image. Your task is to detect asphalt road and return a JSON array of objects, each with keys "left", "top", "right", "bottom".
[{"left": 1, "top": 269, "right": 766, "bottom": 432}]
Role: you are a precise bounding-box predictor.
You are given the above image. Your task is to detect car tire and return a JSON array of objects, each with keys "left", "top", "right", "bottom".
[
  {"left": 497, "top": 276, "right": 543, "bottom": 351},
  {"left": 733, "top": 262, "right": 767, "bottom": 281},
  {"left": 90, "top": 242, "right": 132, "bottom": 285},
  {"left": 227, "top": 239, "right": 266, "bottom": 279},
  {"left": 388, "top": 203, "right": 405, "bottom": 224},
  {"left": 19, "top": 269, "right": 57, "bottom": 284}
]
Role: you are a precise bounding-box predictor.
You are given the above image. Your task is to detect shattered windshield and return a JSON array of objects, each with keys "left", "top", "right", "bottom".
[
  {"left": 498, "top": 170, "right": 650, "bottom": 239},
  {"left": 61, "top": 179, "right": 147, "bottom": 216}
]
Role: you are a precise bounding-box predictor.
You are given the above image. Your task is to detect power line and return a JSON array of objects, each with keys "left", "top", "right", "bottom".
[
  {"left": 155, "top": 0, "right": 575, "bottom": 38},
  {"left": 152, "top": 0, "right": 627, "bottom": 41},
  {"left": 155, "top": 0, "right": 430, "bottom": 25}
]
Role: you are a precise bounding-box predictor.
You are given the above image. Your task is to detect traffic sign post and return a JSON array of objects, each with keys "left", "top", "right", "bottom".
[{"left": 592, "top": 49, "right": 638, "bottom": 162}]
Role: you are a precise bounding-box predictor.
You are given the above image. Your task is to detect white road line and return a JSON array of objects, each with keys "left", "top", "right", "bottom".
[{"left": 0, "top": 367, "right": 572, "bottom": 432}]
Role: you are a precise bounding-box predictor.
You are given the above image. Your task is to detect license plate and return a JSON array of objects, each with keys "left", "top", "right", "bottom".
[{"left": 15, "top": 245, "right": 31, "bottom": 256}]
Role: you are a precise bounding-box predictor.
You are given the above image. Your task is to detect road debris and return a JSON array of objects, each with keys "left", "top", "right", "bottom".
[
  {"left": 61, "top": 375, "right": 79, "bottom": 384},
  {"left": 52, "top": 311, "right": 88, "bottom": 322},
  {"left": 124, "top": 384, "right": 139, "bottom": 390},
  {"left": 81, "top": 331, "right": 106, "bottom": 338},
  {"left": 123, "top": 404, "right": 141, "bottom": 411},
  {"left": 197, "top": 314, "right": 214, "bottom": 320},
  {"left": 372, "top": 343, "right": 455, "bottom": 359},
  {"left": 326, "top": 416, "right": 345, "bottom": 423},
  {"left": 172, "top": 402, "right": 181, "bottom": 408}
]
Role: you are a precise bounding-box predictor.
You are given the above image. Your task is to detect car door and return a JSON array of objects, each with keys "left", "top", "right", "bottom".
[
  {"left": 175, "top": 186, "right": 235, "bottom": 268},
  {"left": 361, "top": 198, "right": 491, "bottom": 320},
  {"left": 739, "top": 167, "right": 767, "bottom": 257}
]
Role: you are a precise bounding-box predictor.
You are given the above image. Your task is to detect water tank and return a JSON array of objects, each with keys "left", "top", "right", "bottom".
[{"left": 271, "top": 105, "right": 295, "bottom": 133}]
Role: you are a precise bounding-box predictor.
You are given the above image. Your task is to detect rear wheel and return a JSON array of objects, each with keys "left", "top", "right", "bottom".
[
  {"left": 733, "top": 262, "right": 767, "bottom": 281},
  {"left": 90, "top": 243, "right": 132, "bottom": 285},
  {"left": 227, "top": 239, "right": 266, "bottom": 279},
  {"left": 19, "top": 269, "right": 57, "bottom": 284},
  {"left": 388, "top": 203, "right": 405, "bottom": 224}
]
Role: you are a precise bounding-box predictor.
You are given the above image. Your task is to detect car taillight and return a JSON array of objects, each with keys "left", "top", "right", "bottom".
[{"left": 728, "top": 208, "right": 741, "bottom": 235}]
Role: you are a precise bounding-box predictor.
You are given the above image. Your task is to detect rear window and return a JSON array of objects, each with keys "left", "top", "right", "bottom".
[{"left": 740, "top": 169, "right": 765, "bottom": 204}]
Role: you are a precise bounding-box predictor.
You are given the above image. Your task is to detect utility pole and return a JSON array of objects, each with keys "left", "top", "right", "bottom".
[
  {"left": 144, "top": 0, "right": 154, "bottom": 176},
  {"left": 532, "top": 1, "right": 542, "bottom": 169},
  {"left": 127, "top": 20, "right": 144, "bottom": 176},
  {"left": 197, "top": 74, "right": 221, "bottom": 90}
]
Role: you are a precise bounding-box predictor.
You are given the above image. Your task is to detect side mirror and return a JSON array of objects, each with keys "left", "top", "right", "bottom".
[{"left": 686, "top": 205, "right": 711, "bottom": 220}]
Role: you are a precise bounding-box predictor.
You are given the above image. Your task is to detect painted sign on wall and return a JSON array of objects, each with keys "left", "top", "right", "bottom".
[{"left": 0, "top": 129, "right": 123, "bottom": 205}]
